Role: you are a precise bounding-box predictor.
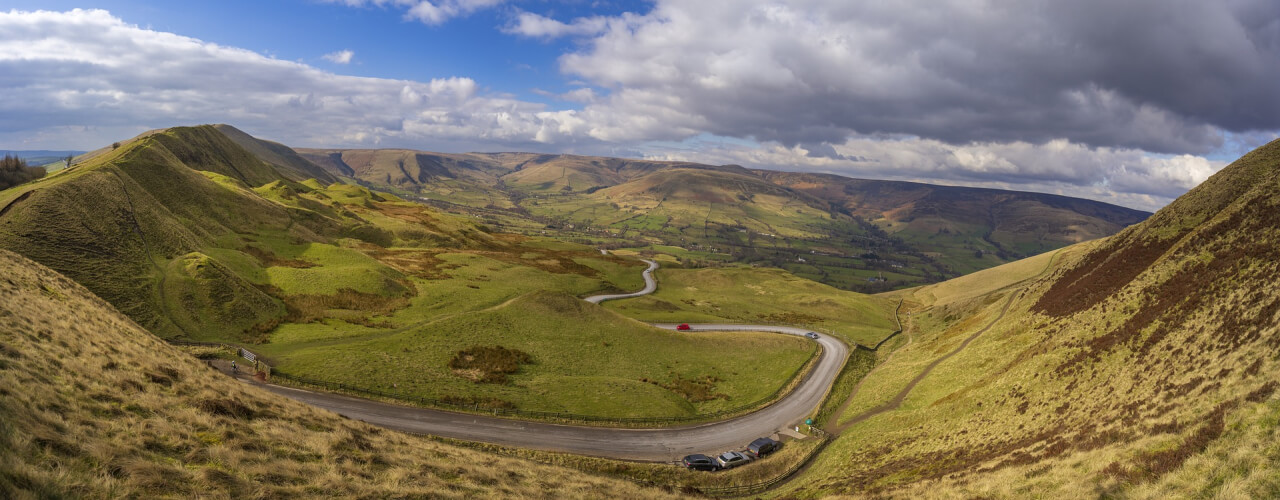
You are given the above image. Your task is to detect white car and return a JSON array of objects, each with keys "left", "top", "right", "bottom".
[{"left": 715, "top": 451, "right": 753, "bottom": 469}]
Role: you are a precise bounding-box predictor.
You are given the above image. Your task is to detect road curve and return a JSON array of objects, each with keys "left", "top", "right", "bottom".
[
  {"left": 583, "top": 259, "right": 658, "bottom": 304},
  {"left": 236, "top": 258, "right": 850, "bottom": 462}
]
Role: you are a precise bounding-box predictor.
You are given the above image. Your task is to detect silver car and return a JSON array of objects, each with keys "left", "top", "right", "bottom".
[
  {"left": 805, "top": 332, "right": 819, "bottom": 339},
  {"left": 715, "top": 451, "right": 752, "bottom": 469}
]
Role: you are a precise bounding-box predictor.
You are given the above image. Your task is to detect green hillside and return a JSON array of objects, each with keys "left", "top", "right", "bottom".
[
  {"left": 0, "top": 125, "right": 819, "bottom": 421},
  {"left": 782, "top": 138, "right": 1280, "bottom": 497},
  {"left": 302, "top": 147, "right": 1146, "bottom": 293},
  {"left": 0, "top": 248, "right": 676, "bottom": 499}
]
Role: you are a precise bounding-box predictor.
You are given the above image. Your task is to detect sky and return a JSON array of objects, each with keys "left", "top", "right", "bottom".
[{"left": 2, "top": 1, "right": 1279, "bottom": 211}]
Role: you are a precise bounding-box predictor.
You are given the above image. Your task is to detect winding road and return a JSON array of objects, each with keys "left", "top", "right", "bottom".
[{"left": 235, "top": 258, "right": 850, "bottom": 462}]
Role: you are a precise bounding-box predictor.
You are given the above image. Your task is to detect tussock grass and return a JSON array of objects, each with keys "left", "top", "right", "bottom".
[
  {"left": 0, "top": 249, "right": 679, "bottom": 499},
  {"left": 779, "top": 138, "right": 1280, "bottom": 498}
]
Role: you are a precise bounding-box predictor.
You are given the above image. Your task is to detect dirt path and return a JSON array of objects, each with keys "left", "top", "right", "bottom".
[
  {"left": 827, "top": 291, "right": 1019, "bottom": 433},
  {"left": 823, "top": 310, "right": 915, "bottom": 434}
]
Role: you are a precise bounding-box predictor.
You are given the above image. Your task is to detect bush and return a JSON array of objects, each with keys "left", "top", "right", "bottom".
[{"left": 448, "top": 345, "right": 533, "bottom": 383}]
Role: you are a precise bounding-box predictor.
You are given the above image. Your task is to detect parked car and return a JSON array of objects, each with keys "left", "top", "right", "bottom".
[
  {"left": 682, "top": 454, "right": 719, "bottom": 471},
  {"left": 715, "top": 451, "right": 752, "bottom": 470},
  {"left": 746, "top": 437, "right": 780, "bottom": 458},
  {"left": 676, "top": 323, "right": 691, "bottom": 331},
  {"left": 805, "top": 332, "right": 819, "bottom": 339}
]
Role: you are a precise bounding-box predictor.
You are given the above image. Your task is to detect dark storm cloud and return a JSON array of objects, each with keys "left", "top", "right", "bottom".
[{"left": 560, "top": 0, "right": 1280, "bottom": 155}]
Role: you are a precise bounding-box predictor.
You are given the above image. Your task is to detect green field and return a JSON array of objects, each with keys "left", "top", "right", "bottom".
[{"left": 601, "top": 265, "right": 900, "bottom": 347}]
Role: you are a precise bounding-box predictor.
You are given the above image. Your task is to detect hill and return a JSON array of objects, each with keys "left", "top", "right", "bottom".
[
  {"left": 760, "top": 171, "right": 1150, "bottom": 273},
  {"left": 0, "top": 248, "right": 674, "bottom": 499},
  {"left": 305, "top": 147, "right": 1147, "bottom": 292},
  {"left": 786, "top": 138, "right": 1280, "bottom": 497},
  {"left": 0, "top": 125, "right": 817, "bottom": 422}
]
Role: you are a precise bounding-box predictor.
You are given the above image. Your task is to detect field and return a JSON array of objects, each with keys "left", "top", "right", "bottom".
[{"left": 601, "top": 266, "right": 900, "bottom": 347}]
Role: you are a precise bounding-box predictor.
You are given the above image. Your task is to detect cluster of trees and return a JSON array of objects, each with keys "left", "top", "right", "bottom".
[{"left": 0, "top": 155, "right": 47, "bottom": 190}]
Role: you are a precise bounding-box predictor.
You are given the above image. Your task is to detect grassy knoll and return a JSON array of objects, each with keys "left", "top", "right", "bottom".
[
  {"left": 267, "top": 291, "right": 816, "bottom": 418},
  {"left": 777, "top": 138, "right": 1280, "bottom": 498},
  {"left": 602, "top": 265, "right": 900, "bottom": 347},
  {"left": 0, "top": 249, "right": 677, "bottom": 499}
]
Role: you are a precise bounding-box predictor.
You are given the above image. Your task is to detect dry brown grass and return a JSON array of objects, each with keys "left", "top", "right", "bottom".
[
  {"left": 448, "top": 345, "right": 533, "bottom": 383},
  {"left": 0, "top": 249, "right": 681, "bottom": 499}
]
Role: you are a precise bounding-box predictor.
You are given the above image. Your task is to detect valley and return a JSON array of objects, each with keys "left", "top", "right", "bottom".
[{"left": 2, "top": 124, "right": 1277, "bottom": 499}]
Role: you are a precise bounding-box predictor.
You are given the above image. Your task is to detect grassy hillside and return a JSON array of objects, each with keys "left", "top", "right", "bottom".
[
  {"left": 301, "top": 147, "right": 1143, "bottom": 293},
  {"left": 0, "top": 126, "right": 820, "bottom": 421},
  {"left": 761, "top": 171, "right": 1150, "bottom": 274},
  {"left": 782, "top": 139, "right": 1280, "bottom": 497},
  {"left": 0, "top": 248, "right": 677, "bottom": 499},
  {"left": 602, "top": 266, "right": 899, "bottom": 347},
  {"left": 267, "top": 290, "right": 815, "bottom": 418}
]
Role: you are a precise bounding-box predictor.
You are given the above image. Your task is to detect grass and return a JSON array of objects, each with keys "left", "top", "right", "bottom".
[
  {"left": 0, "top": 248, "right": 680, "bottom": 499},
  {"left": 602, "top": 265, "right": 899, "bottom": 347},
  {"left": 266, "top": 290, "right": 816, "bottom": 418},
  {"left": 772, "top": 139, "right": 1280, "bottom": 498}
]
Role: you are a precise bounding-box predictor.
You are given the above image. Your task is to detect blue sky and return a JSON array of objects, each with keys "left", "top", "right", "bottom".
[
  {"left": 1, "top": 1, "right": 1278, "bottom": 210},
  {"left": 1, "top": 0, "right": 646, "bottom": 104}
]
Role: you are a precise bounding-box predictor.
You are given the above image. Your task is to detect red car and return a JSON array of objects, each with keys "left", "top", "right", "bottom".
[{"left": 676, "top": 324, "right": 691, "bottom": 331}]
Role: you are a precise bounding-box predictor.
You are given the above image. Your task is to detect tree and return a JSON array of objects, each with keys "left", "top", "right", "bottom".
[{"left": 0, "top": 155, "right": 47, "bottom": 190}]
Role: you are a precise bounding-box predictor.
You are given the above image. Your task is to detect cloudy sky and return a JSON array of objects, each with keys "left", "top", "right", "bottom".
[{"left": 2, "top": 1, "right": 1279, "bottom": 210}]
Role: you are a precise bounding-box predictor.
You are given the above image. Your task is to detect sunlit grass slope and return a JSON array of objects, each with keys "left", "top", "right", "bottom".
[
  {"left": 0, "top": 249, "right": 678, "bottom": 499},
  {"left": 783, "top": 139, "right": 1280, "bottom": 498},
  {"left": 270, "top": 290, "right": 815, "bottom": 418},
  {"left": 603, "top": 266, "right": 900, "bottom": 347}
]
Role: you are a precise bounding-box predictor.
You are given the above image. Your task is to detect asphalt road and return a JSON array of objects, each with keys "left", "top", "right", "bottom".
[
  {"left": 583, "top": 259, "right": 658, "bottom": 304},
  {"left": 236, "top": 258, "right": 850, "bottom": 462}
]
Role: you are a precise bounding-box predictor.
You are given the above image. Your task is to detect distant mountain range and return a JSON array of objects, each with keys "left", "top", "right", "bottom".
[{"left": 297, "top": 146, "right": 1148, "bottom": 290}]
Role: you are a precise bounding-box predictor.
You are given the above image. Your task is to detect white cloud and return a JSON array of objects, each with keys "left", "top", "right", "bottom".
[
  {"left": 502, "top": 11, "right": 612, "bottom": 38},
  {"left": 324, "top": 0, "right": 505, "bottom": 25},
  {"left": 637, "top": 136, "right": 1229, "bottom": 212},
  {"left": 322, "top": 49, "right": 354, "bottom": 64},
  {"left": 0, "top": 9, "right": 589, "bottom": 152}
]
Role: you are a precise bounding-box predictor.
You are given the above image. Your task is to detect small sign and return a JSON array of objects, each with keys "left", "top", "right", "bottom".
[{"left": 804, "top": 418, "right": 813, "bottom": 425}]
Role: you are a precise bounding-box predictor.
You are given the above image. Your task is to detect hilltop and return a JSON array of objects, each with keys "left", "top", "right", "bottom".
[
  {"left": 0, "top": 248, "right": 675, "bottom": 499},
  {"left": 784, "top": 138, "right": 1280, "bottom": 497}
]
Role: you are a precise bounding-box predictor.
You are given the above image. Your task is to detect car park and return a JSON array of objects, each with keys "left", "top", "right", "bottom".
[
  {"left": 715, "top": 451, "right": 752, "bottom": 469},
  {"left": 746, "top": 437, "right": 780, "bottom": 458},
  {"left": 682, "top": 454, "right": 719, "bottom": 471},
  {"left": 676, "top": 323, "right": 691, "bottom": 331},
  {"left": 805, "top": 332, "right": 819, "bottom": 339}
]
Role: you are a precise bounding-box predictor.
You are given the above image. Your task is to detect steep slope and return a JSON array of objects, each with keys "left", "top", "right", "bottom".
[
  {"left": 0, "top": 248, "right": 674, "bottom": 499},
  {"left": 791, "top": 139, "right": 1280, "bottom": 497},
  {"left": 212, "top": 124, "right": 339, "bottom": 184}
]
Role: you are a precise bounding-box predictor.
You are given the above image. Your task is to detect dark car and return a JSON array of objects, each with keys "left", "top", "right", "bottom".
[
  {"left": 682, "top": 453, "right": 719, "bottom": 471},
  {"left": 715, "top": 451, "right": 752, "bottom": 470},
  {"left": 746, "top": 437, "right": 780, "bottom": 458},
  {"left": 676, "top": 323, "right": 691, "bottom": 331}
]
